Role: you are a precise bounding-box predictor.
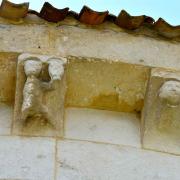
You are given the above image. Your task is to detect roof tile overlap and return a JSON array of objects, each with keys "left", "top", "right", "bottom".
[{"left": 0, "top": 0, "right": 179, "bottom": 39}]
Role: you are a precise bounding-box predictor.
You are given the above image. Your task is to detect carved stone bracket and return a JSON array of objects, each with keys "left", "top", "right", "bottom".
[
  {"left": 142, "top": 68, "right": 180, "bottom": 155},
  {"left": 158, "top": 80, "right": 180, "bottom": 107},
  {"left": 13, "top": 53, "right": 67, "bottom": 137}
]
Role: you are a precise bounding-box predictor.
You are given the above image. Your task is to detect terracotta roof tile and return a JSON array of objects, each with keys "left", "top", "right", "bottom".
[
  {"left": 78, "top": 6, "right": 109, "bottom": 25},
  {"left": 0, "top": 0, "right": 29, "bottom": 20},
  {"left": 115, "top": 10, "right": 154, "bottom": 30},
  {"left": 0, "top": 0, "right": 179, "bottom": 40},
  {"left": 154, "top": 18, "right": 180, "bottom": 38},
  {"left": 39, "top": 2, "right": 69, "bottom": 23}
]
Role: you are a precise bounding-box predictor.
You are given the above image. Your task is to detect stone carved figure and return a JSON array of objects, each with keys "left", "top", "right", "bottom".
[
  {"left": 157, "top": 80, "right": 180, "bottom": 130},
  {"left": 158, "top": 80, "right": 180, "bottom": 107},
  {"left": 21, "top": 58, "right": 66, "bottom": 124}
]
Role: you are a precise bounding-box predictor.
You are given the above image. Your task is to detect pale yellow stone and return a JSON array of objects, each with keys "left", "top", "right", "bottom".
[
  {"left": 0, "top": 52, "right": 18, "bottom": 103},
  {"left": 66, "top": 57, "right": 150, "bottom": 112},
  {"left": 142, "top": 68, "right": 180, "bottom": 155}
]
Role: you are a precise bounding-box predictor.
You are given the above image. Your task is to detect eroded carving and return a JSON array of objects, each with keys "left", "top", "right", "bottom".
[
  {"left": 21, "top": 58, "right": 66, "bottom": 124},
  {"left": 13, "top": 53, "right": 67, "bottom": 137},
  {"left": 158, "top": 80, "right": 180, "bottom": 107},
  {"left": 142, "top": 68, "right": 180, "bottom": 155}
]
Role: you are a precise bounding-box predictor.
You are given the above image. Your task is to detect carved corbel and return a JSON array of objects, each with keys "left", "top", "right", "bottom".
[
  {"left": 141, "top": 68, "right": 180, "bottom": 155},
  {"left": 13, "top": 54, "right": 67, "bottom": 137}
]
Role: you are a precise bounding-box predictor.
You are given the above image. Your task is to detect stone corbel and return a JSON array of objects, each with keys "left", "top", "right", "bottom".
[
  {"left": 158, "top": 80, "right": 180, "bottom": 108},
  {"left": 141, "top": 68, "right": 180, "bottom": 155},
  {"left": 13, "top": 53, "right": 67, "bottom": 137}
]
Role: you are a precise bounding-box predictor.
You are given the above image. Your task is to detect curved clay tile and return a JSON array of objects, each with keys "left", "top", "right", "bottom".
[
  {"left": 0, "top": 0, "right": 29, "bottom": 20},
  {"left": 39, "top": 2, "right": 69, "bottom": 23},
  {"left": 79, "top": 6, "right": 109, "bottom": 25},
  {"left": 154, "top": 18, "right": 180, "bottom": 38},
  {"left": 115, "top": 10, "right": 154, "bottom": 30}
]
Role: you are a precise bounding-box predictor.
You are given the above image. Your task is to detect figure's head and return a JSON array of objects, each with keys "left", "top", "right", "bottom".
[
  {"left": 48, "top": 59, "right": 65, "bottom": 80},
  {"left": 159, "top": 80, "right": 180, "bottom": 107},
  {"left": 24, "top": 59, "right": 42, "bottom": 77}
]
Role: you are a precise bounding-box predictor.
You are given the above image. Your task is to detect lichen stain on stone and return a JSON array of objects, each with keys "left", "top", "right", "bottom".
[{"left": 91, "top": 93, "right": 144, "bottom": 113}]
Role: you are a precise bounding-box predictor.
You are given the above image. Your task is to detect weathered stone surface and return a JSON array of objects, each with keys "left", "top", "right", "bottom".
[
  {"left": 13, "top": 53, "right": 67, "bottom": 137},
  {"left": 0, "top": 103, "right": 13, "bottom": 135},
  {"left": 57, "top": 140, "right": 180, "bottom": 180},
  {"left": 142, "top": 68, "right": 180, "bottom": 154},
  {"left": 0, "top": 136, "right": 55, "bottom": 180},
  {"left": 65, "top": 108, "right": 140, "bottom": 147},
  {"left": 0, "top": 52, "right": 18, "bottom": 103},
  {"left": 0, "top": 24, "right": 179, "bottom": 70},
  {"left": 66, "top": 57, "right": 150, "bottom": 112}
]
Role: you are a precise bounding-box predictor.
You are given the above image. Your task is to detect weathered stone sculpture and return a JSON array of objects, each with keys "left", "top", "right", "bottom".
[
  {"left": 13, "top": 53, "right": 67, "bottom": 137},
  {"left": 158, "top": 80, "right": 180, "bottom": 107},
  {"left": 142, "top": 68, "right": 180, "bottom": 155}
]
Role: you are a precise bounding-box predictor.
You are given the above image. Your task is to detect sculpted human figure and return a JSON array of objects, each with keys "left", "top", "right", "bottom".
[
  {"left": 21, "top": 58, "right": 66, "bottom": 125},
  {"left": 21, "top": 59, "right": 48, "bottom": 122}
]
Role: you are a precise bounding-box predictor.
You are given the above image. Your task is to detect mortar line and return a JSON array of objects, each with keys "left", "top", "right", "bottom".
[
  {"left": 63, "top": 137, "right": 180, "bottom": 157},
  {"left": 10, "top": 104, "right": 14, "bottom": 136},
  {"left": 53, "top": 138, "right": 58, "bottom": 180}
]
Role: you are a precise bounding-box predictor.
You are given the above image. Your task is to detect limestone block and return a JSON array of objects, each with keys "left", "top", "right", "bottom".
[
  {"left": 57, "top": 140, "right": 180, "bottom": 180},
  {"left": 65, "top": 108, "right": 141, "bottom": 147},
  {"left": 13, "top": 53, "right": 67, "bottom": 137},
  {"left": 142, "top": 68, "right": 180, "bottom": 154},
  {"left": 66, "top": 56, "right": 150, "bottom": 113},
  {"left": 0, "top": 52, "right": 18, "bottom": 103}
]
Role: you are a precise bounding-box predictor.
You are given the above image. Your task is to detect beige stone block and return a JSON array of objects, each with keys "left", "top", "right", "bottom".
[
  {"left": 66, "top": 57, "right": 150, "bottom": 113},
  {"left": 13, "top": 53, "right": 67, "bottom": 137},
  {"left": 1, "top": 23, "right": 180, "bottom": 71},
  {"left": 0, "top": 136, "right": 55, "bottom": 180},
  {"left": 65, "top": 108, "right": 140, "bottom": 147},
  {"left": 57, "top": 140, "right": 180, "bottom": 180},
  {"left": 142, "top": 68, "right": 180, "bottom": 154},
  {"left": 0, "top": 103, "right": 13, "bottom": 135},
  {"left": 0, "top": 52, "right": 18, "bottom": 103}
]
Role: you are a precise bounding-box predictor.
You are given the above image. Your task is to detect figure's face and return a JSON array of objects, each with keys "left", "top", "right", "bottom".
[
  {"left": 24, "top": 60, "right": 42, "bottom": 77},
  {"left": 159, "top": 80, "right": 180, "bottom": 107}
]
